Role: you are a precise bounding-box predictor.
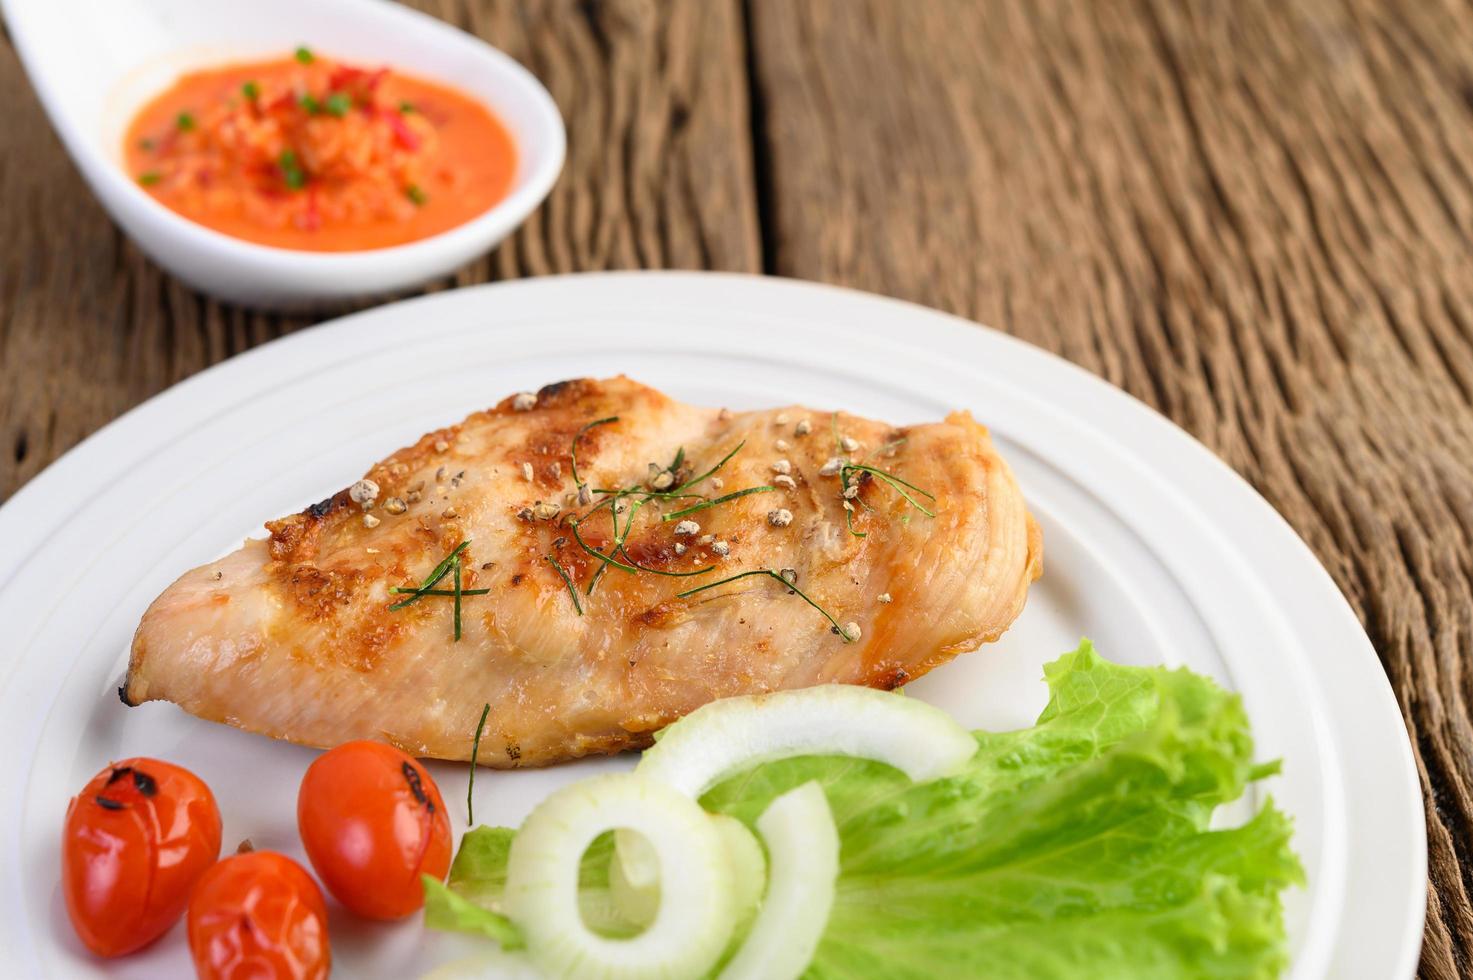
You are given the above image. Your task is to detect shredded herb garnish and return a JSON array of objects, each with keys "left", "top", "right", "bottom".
[
  {"left": 452, "top": 557, "right": 464, "bottom": 641},
  {"left": 662, "top": 485, "right": 775, "bottom": 521},
  {"left": 842, "top": 463, "right": 936, "bottom": 517},
  {"left": 242, "top": 80, "right": 260, "bottom": 101},
  {"left": 406, "top": 184, "right": 428, "bottom": 206},
  {"left": 176, "top": 111, "right": 196, "bottom": 132},
  {"left": 137, "top": 172, "right": 162, "bottom": 186},
  {"left": 616, "top": 545, "right": 716, "bottom": 577},
  {"left": 546, "top": 555, "right": 583, "bottom": 615},
  {"left": 467, "top": 702, "right": 490, "bottom": 824},
  {"left": 390, "top": 587, "right": 491, "bottom": 597},
  {"left": 589, "top": 494, "right": 648, "bottom": 595},
  {"left": 869, "top": 437, "right": 908, "bottom": 458},
  {"left": 677, "top": 569, "right": 852, "bottom": 641},
  {"left": 325, "top": 92, "right": 353, "bottom": 117},
  {"left": 674, "top": 440, "right": 746, "bottom": 493},
  {"left": 570, "top": 416, "right": 619, "bottom": 488},
  {"left": 571, "top": 439, "right": 750, "bottom": 595},
  {"left": 295, "top": 45, "right": 315, "bottom": 64},
  {"left": 569, "top": 519, "right": 639, "bottom": 576},
  {"left": 388, "top": 540, "right": 470, "bottom": 610},
  {"left": 845, "top": 504, "right": 867, "bottom": 538}
]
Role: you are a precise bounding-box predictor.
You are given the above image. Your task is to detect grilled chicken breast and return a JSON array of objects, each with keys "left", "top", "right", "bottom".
[{"left": 124, "top": 377, "right": 1041, "bottom": 767}]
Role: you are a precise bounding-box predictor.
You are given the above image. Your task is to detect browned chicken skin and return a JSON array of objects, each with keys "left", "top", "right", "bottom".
[{"left": 124, "top": 377, "right": 1041, "bottom": 767}]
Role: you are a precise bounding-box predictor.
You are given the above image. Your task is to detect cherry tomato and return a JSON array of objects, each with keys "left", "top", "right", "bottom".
[
  {"left": 188, "top": 850, "right": 330, "bottom": 980},
  {"left": 62, "top": 757, "right": 222, "bottom": 957},
  {"left": 297, "top": 740, "right": 452, "bottom": 919}
]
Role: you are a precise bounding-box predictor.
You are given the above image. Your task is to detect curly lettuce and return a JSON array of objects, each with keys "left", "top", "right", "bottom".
[{"left": 425, "top": 641, "right": 1303, "bottom": 978}]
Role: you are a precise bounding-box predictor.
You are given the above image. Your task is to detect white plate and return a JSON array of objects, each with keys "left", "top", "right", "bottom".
[{"left": 0, "top": 273, "right": 1424, "bottom": 978}]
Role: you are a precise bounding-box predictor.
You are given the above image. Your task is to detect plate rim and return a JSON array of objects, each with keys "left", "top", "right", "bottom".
[{"left": 0, "top": 271, "right": 1426, "bottom": 978}]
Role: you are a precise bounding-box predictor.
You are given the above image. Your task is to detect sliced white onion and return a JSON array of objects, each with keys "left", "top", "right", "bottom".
[
  {"left": 608, "top": 833, "right": 659, "bottom": 928},
  {"left": 610, "top": 813, "right": 765, "bottom": 933},
  {"left": 714, "top": 814, "right": 766, "bottom": 931},
  {"left": 620, "top": 685, "right": 976, "bottom": 887},
  {"left": 719, "top": 781, "right": 839, "bottom": 980},
  {"left": 503, "top": 772, "right": 734, "bottom": 980}
]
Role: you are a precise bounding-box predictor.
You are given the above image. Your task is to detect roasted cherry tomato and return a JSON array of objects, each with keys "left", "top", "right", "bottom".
[
  {"left": 62, "top": 757, "right": 222, "bottom": 957},
  {"left": 297, "top": 740, "right": 452, "bottom": 919},
  {"left": 188, "top": 850, "right": 330, "bottom": 980}
]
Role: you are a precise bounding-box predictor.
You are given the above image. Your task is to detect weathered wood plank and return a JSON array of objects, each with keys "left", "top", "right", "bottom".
[
  {"left": 0, "top": 0, "right": 759, "bottom": 498},
  {"left": 747, "top": 1, "right": 1473, "bottom": 974}
]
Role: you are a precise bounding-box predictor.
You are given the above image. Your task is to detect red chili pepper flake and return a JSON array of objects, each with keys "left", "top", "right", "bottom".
[
  {"left": 383, "top": 110, "right": 420, "bottom": 151},
  {"left": 302, "top": 184, "right": 322, "bottom": 230},
  {"left": 328, "top": 66, "right": 363, "bottom": 89}
]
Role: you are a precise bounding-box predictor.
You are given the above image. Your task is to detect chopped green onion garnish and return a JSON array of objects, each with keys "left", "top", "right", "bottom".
[
  {"left": 137, "top": 172, "right": 162, "bottom": 186},
  {"left": 399, "top": 100, "right": 416, "bottom": 114},
  {"left": 278, "top": 149, "right": 307, "bottom": 190},
  {"left": 242, "top": 80, "right": 260, "bottom": 100},
  {"left": 324, "top": 92, "right": 353, "bottom": 117},
  {"left": 295, "top": 46, "right": 315, "bottom": 64},
  {"left": 298, "top": 93, "right": 322, "bottom": 115},
  {"left": 406, "top": 184, "right": 428, "bottom": 206},
  {"left": 137, "top": 137, "right": 155, "bottom": 151},
  {"left": 175, "top": 112, "right": 196, "bottom": 132},
  {"left": 467, "top": 702, "right": 491, "bottom": 823}
]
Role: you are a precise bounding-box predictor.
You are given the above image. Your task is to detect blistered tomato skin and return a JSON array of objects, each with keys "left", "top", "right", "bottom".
[
  {"left": 297, "top": 740, "right": 452, "bottom": 919},
  {"left": 61, "top": 757, "right": 222, "bottom": 957},
  {"left": 188, "top": 851, "right": 331, "bottom": 980}
]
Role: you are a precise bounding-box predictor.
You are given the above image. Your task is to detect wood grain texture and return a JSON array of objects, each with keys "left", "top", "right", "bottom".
[
  {"left": 2, "top": 0, "right": 1471, "bottom": 974},
  {"left": 0, "top": 0, "right": 759, "bottom": 495},
  {"left": 747, "top": 1, "right": 1473, "bottom": 975}
]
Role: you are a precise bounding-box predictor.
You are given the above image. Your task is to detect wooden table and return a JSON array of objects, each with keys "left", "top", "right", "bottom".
[{"left": 3, "top": 1, "right": 1469, "bottom": 973}]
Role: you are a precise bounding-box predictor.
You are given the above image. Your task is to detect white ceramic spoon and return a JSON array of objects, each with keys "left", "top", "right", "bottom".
[{"left": 1, "top": 0, "right": 565, "bottom": 308}]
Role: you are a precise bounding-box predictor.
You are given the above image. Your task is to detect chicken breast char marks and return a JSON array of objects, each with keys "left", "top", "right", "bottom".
[{"left": 124, "top": 376, "right": 1041, "bottom": 767}]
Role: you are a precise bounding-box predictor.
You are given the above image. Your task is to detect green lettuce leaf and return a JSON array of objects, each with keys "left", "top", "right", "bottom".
[
  {"left": 426, "top": 826, "right": 643, "bottom": 942},
  {"left": 427, "top": 641, "right": 1303, "bottom": 978}
]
